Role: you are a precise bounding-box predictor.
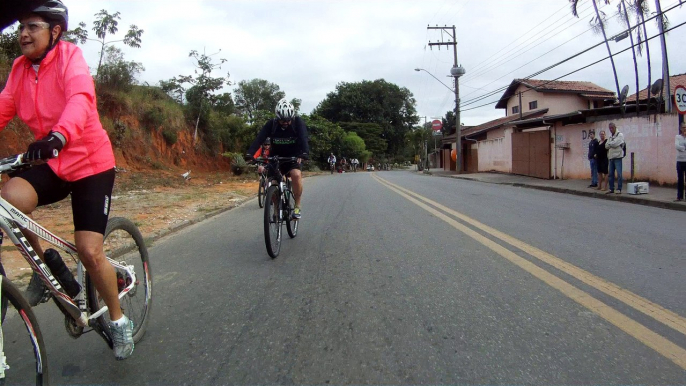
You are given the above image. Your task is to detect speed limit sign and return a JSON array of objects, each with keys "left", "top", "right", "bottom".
[{"left": 675, "top": 85, "right": 686, "bottom": 114}]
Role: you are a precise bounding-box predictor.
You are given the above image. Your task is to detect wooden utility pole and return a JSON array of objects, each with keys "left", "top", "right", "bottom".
[{"left": 427, "top": 25, "right": 463, "bottom": 173}]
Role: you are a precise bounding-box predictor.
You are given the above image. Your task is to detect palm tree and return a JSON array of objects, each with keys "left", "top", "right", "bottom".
[
  {"left": 570, "top": 0, "right": 622, "bottom": 101},
  {"left": 569, "top": 0, "right": 624, "bottom": 101},
  {"left": 653, "top": 0, "right": 671, "bottom": 112},
  {"left": 632, "top": 0, "right": 652, "bottom": 108},
  {"left": 617, "top": 0, "right": 640, "bottom": 114}
]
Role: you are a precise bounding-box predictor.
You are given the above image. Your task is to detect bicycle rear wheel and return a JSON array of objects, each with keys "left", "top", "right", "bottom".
[
  {"left": 0, "top": 276, "right": 48, "bottom": 385},
  {"left": 88, "top": 217, "right": 152, "bottom": 345},
  {"left": 258, "top": 175, "right": 266, "bottom": 208},
  {"left": 285, "top": 187, "right": 298, "bottom": 238},
  {"left": 264, "top": 186, "right": 282, "bottom": 258}
]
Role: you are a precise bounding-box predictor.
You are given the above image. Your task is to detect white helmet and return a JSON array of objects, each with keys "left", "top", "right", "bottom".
[{"left": 275, "top": 98, "right": 295, "bottom": 120}]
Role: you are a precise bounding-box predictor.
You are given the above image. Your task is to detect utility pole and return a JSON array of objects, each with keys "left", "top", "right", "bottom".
[{"left": 427, "top": 25, "right": 464, "bottom": 173}]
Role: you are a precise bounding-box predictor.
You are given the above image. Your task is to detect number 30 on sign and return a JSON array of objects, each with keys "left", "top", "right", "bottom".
[{"left": 675, "top": 85, "right": 686, "bottom": 114}]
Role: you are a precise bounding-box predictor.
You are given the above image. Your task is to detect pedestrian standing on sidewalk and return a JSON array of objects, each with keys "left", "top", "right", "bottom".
[
  {"left": 676, "top": 121, "right": 686, "bottom": 202},
  {"left": 587, "top": 130, "right": 599, "bottom": 187},
  {"left": 596, "top": 130, "right": 609, "bottom": 191},
  {"left": 605, "top": 122, "right": 625, "bottom": 194}
]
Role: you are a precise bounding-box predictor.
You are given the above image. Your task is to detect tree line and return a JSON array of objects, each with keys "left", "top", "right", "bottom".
[{"left": 0, "top": 9, "right": 453, "bottom": 170}]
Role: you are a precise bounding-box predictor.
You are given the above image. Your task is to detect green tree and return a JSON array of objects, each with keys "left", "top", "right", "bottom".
[
  {"left": 340, "top": 132, "right": 367, "bottom": 160},
  {"left": 313, "top": 79, "right": 418, "bottom": 157},
  {"left": 338, "top": 122, "right": 387, "bottom": 157},
  {"left": 89, "top": 10, "right": 144, "bottom": 76},
  {"left": 0, "top": 27, "right": 21, "bottom": 62},
  {"left": 233, "top": 79, "right": 284, "bottom": 122},
  {"left": 96, "top": 46, "right": 144, "bottom": 91},
  {"left": 162, "top": 49, "right": 231, "bottom": 144},
  {"left": 301, "top": 114, "right": 345, "bottom": 167}
]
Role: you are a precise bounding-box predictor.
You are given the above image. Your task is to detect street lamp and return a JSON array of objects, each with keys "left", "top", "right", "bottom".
[{"left": 414, "top": 65, "right": 465, "bottom": 173}]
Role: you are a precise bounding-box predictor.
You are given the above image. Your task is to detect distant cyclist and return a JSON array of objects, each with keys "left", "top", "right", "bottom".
[
  {"left": 247, "top": 98, "right": 309, "bottom": 219},
  {"left": 0, "top": 0, "right": 134, "bottom": 360},
  {"left": 253, "top": 137, "right": 271, "bottom": 175},
  {"left": 327, "top": 153, "right": 336, "bottom": 172}
]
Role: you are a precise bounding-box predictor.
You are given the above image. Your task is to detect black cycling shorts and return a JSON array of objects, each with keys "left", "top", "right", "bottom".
[
  {"left": 269, "top": 161, "right": 301, "bottom": 179},
  {"left": 15, "top": 164, "right": 115, "bottom": 234}
]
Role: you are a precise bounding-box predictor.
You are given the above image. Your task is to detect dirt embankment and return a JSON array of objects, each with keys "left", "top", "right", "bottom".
[{"left": 0, "top": 115, "right": 249, "bottom": 283}]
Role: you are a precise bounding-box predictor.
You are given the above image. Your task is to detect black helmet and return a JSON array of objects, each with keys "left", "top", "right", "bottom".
[
  {"left": 263, "top": 137, "right": 271, "bottom": 145},
  {"left": 32, "top": 0, "right": 68, "bottom": 31}
]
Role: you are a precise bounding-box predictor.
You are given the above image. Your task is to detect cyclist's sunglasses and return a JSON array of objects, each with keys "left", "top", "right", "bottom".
[{"left": 17, "top": 21, "right": 51, "bottom": 34}]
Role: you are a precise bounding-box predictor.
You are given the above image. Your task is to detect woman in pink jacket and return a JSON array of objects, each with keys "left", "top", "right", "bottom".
[{"left": 0, "top": 1, "right": 134, "bottom": 360}]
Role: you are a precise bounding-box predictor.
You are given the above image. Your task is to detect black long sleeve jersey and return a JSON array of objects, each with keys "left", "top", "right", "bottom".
[{"left": 247, "top": 117, "right": 310, "bottom": 158}]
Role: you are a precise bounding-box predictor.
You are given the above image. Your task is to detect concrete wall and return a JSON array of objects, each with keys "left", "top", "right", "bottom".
[
  {"left": 477, "top": 127, "right": 512, "bottom": 173},
  {"left": 551, "top": 114, "right": 680, "bottom": 184}
]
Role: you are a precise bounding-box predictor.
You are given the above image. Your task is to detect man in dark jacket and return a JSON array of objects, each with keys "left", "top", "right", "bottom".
[
  {"left": 247, "top": 98, "right": 309, "bottom": 218},
  {"left": 587, "top": 130, "right": 599, "bottom": 187}
]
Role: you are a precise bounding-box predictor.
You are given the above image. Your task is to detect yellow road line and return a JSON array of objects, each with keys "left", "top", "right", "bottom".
[{"left": 374, "top": 175, "right": 686, "bottom": 370}]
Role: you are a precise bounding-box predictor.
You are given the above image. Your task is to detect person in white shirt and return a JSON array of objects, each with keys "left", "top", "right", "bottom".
[
  {"left": 675, "top": 121, "right": 686, "bottom": 201},
  {"left": 605, "top": 122, "right": 625, "bottom": 194}
]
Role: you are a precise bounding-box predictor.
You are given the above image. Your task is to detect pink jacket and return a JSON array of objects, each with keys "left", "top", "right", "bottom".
[{"left": 0, "top": 41, "right": 115, "bottom": 182}]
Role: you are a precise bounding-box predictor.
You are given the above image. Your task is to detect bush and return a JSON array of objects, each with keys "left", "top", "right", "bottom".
[
  {"left": 162, "top": 128, "right": 178, "bottom": 146},
  {"left": 229, "top": 153, "right": 248, "bottom": 175}
]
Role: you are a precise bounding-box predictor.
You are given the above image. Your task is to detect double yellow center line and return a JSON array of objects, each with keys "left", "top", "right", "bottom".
[{"left": 373, "top": 175, "right": 686, "bottom": 370}]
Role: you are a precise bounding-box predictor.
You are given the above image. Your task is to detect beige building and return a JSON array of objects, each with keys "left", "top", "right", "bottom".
[{"left": 441, "top": 78, "right": 615, "bottom": 177}]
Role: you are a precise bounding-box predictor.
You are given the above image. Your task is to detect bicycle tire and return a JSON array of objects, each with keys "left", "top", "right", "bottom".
[
  {"left": 263, "top": 186, "right": 282, "bottom": 258},
  {"left": 258, "top": 175, "right": 266, "bottom": 208},
  {"left": 87, "top": 217, "right": 152, "bottom": 345},
  {"left": 285, "top": 186, "right": 298, "bottom": 239},
  {"left": 0, "top": 276, "right": 49, "bottom": 386}
]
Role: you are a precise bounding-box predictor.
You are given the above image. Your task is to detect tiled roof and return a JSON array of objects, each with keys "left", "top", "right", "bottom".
[
  {"left": 462, "top": 109, "right": 548, "bottom": 137},
  {"left": 626, "top": 73, "right": 686, "bottom": 101},
  {"left": 520, "top": 79, "right": 615, "bottom": 95}
]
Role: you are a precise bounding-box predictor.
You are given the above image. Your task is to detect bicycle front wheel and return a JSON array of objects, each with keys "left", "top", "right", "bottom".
[
  {"left": 264, "top": 186, "right": 282, "bottom": 258},
  {"left": 88, "top": 217, "right": 153, "bottom": 345},
  {"left": 285, "top": 188, "right": 298, "bottom": 238},
  {"left": 0, "top": 276, "right": 49, "bottom": 385},
  {"left": 258, "top": 175, "right": 266, "bottom": 208}
]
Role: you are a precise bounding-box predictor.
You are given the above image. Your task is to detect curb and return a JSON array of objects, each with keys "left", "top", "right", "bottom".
[{"left": 426, "top": 174, "right": 686, "bottom": 212}]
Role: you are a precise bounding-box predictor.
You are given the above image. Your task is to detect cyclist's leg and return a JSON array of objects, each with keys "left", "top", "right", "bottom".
[
  {"left": 70, "top": 169, "right": 121, "bottom": 319},
  {"left": 283, "top": 163, "right": 303, "bottom": 206},
  {"left": 74, "top": 232, "right": 121, "bottom": 319}
]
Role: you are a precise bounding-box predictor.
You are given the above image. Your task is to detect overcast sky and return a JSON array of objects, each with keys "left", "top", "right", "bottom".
[{"left": 58, "top": 0, "right": 686, "bottom": 126}]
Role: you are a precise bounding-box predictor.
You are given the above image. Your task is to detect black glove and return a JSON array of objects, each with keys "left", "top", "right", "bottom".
[
  {"left": 244, "top": 154, "right": 255, "bottom": 163},
  {"left": 26, "top": 133, "right": 64, "bottom": 161}
]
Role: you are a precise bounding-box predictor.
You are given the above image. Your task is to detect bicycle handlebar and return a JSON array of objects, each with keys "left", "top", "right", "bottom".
[{"left": 0, "top": 150, "right": 59, "bottom": 174}]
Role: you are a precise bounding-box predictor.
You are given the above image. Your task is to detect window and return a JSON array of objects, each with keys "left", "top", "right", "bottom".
[
  {"left": 512, "top": 106, "right": 519, "bottom": 114},
  {"left": 529, "top": 100, "right": 538, "bottom": 110}
]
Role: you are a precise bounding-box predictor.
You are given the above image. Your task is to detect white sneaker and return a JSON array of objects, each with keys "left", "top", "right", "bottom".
[{"left": 109, "top": 316, "right": 134, "bottom": 360}]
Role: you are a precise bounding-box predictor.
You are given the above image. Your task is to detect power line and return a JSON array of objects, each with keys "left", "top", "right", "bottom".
[
  {"left": 460, "top": 17, "right": 686, "bottom": 113},
  {"left": 462, "top": 2, "right": 574, "bottom": 72},
  {"left": 460, "top": 0, "right": 683, "bottom": 108},
  {"left": 461, "top": 1, "right": 597, "bottom": 84}
]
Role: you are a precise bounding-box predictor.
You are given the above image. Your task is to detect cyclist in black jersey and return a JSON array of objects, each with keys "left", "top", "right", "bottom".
[{"left": 247, "top": 98, "right": 309, "bottom": 218}]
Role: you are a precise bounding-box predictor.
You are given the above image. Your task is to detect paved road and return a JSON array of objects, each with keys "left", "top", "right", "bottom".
[{"left": 13, "top": 170, "right": 686, "bottom": 384}]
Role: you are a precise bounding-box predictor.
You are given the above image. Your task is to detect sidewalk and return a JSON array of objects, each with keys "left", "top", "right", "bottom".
[{"left": 417, "top": 168, "right": 685, "bottom": 212}]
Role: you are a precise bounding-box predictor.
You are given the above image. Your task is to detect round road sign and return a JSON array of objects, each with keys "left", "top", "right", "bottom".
[
  {"left": 675, "top": 85, "right": 686, "bottom": 114},
  {"left": 431, "top": 119, "right": 442, "bottom": 131}
]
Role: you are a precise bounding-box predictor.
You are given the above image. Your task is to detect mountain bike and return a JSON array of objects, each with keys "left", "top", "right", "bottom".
[
  {"left": 0, "top": 153, "right": 153, "bottom": 385},
  {"left": 257, "top": 166, "right": 268, "bottom": 209},
  {"left": 257, "top": 156, "right": 301, "bottom": 259}
]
